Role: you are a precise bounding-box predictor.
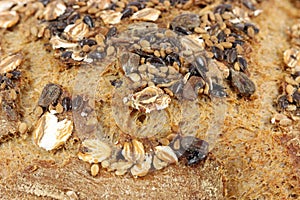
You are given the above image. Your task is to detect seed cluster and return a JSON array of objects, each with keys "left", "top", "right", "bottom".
[
  {"left": 278, "top": 22, "right": 300, "bottom": 117},
  {"left": 0, "top": 0, "right": 263, "bottom": 177},
  {"left": 0, "top": 52, "right": 23, "bottom": 141}
]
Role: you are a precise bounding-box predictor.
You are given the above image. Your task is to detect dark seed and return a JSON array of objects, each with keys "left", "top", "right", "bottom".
[
  {"left": 232, "top": 39, "right": 245, "bottom": 47},
  {"left": 83, "top": 15, "right": 94, "bottom": 28},
  {"left": 230, "top": 70, "right": 256, "bottom": 96},
  {"left": 87, "top": 50, "right": 106, "bottom": 61},
  {"left": 192, "top": 55, "right": 208, "bottom": 80},
  {"left": 188, "top": 76, "right": 205, "bottom": 91},
  {"left": 79, "top": 39, "right": 97, "bottom": 47},
  {"left": 242, "top": 0, "right": 256, "bottom": 10},
  {"left": 110, "top": 79, "right": 123, "bottom": 87},
  {"left": 62, "top": 97, "right": 72, "bottom": 111},
  {"left": 61, "top": 51, "right": 72, "bottom": 60},
  {"left": 146, "top": 57, "right": 166, "bottom": 67},
  {"left": 212, "top": 46, "right": 224, "bottom": 61},
  {"left": 237, "top": 56, "right": 247, "bottom": 71},
  {"left": 293, "top": 90, "right": 300, "bottom": 106},
  {"left": 72, "top": 95, "right": 84, "bottom": 111},
  {"left": 39, "top": 0, "right": 50, "bottom": 6},
  {"left": 2, "top": 102, "right": 18, "bottom": 121},
  {"left": 127, "top": 2, "right": 145, "bottom": 9},
  {"left": 234, "top": 23, "right": 245, "bottom": 31},
  {"left": 106, "top": 27, "right": 117, "bottom": 40},
  {"left": 180, "top": 136, "right": 209, "bottom": 165},
  {"left": 277, "top": 95, "right": 289, "bottom": 110},
  {"left": 225, "top": 48, "right": 237, "bottom": 64},
  {"left": 217, "top": 31, "right": 226, "bottom": 43},
  {"left": 214, "top": 4, "right": 232, "bottom": 14},
  {"left": 169, "top": 80, "right": 184, "bottom": 95},
  {"left": 67, "top": 13, "right": 80, "bottom": 25},
  {"left": 121, "top": 7, "right": 133, "bottom": 19},
  {"left": 165, "top": 52, "right": 180, "bottom": 67},
  {"left": 174, "top": 26, "right": 192, "bottom": 35},
  {"left": 294, "top": 71, "right": 300, "bottom": 77},
  {"left": 210, "top": 82, "right": 227, "bottom": 98},
  {"left": 0, "top": 76, "right": 14, "bottom": 88},
  {"left": 38, "top": 83, "right": 62, "bottom": 108},
  {"left": 11, "top": 71, "right": 21, "bottom": 79}
]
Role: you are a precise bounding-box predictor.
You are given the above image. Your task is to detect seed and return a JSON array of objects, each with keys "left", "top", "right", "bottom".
[
  {"left": 180, "top": 136, "right": 209, "bottom": 165},
  {"left": 55, "top": 103, "right": 64, "bottom": 114},
  {"left": 79, "top": 39, "right": 97, "bottom": 47},
  {"left": 91, "top": 164, "right": 99, "bottom": 177},
  {"left": 247, "top": 26, "right": 255, "bottom": 38},
  {"left": 38, "top": 83, "right": 62, "bottom": 108},
  {"left": 19, "top": 122, "right": 28, "bottom": 134},
  {"left": 205, "top": 39, "right": 214, "bottom": 47},
  {"left": 62, "top": 97, "right": 72, "bottom": 111},
  {"left": 222, "top": 12, "right": 231, "bottom": 20},
  {"left": 106, "top": 46, "right": 115, "bottom": 56},
  {"left": 221, "top": 42, "right": 233, "bottom": 49},
  {"left": 140, "top": 39, "right": 150, "bottom": 48},
  {"left": 217, "top": 31, "right": 226, "bottom": 42},
  {"left": 128, "top": 73, "right": 141, "bottom": 82},
  {"left": 159, "top": 138, "right": 170, "bottom": 146},
  {"left": 72, "top": 95, "right": 84, "bottom": 111},
  {"left": 83, "top": 15, "right": 94, "bottom": 28},
  {"left": 286, "top": 84, "right": 295, "bottom": 95},
  {"left": 82, "top": 45, "right": 90, "bottom": 52},
  {"left": 154, "top": 50, "right": 160, "bottom": 57},
  {"left": 234, "top": 62, "right": 240, "bottom": 71},
  {"left": 212, "top": 46, "right": 224, "bottom": 60},
  {"left": 194, "top": 27, "right": 206, "bottom": 34},
  {"left": 9, "top": 89, "right": 17, "bottom": 100},
  {"left": 225, "top": 48, "right": 237, "bottom": 63},
  {"left": 170, "top": 13, "right": 200, "bottom": 32},
  {"left": 237, "top": 56, "right": 247, "bottom": 71},
  {"left": 230, "top": 70, "right": 256, "bottom": 96},
  {"left": 101, "top": 160, "right": 110, "bottom": 168}
]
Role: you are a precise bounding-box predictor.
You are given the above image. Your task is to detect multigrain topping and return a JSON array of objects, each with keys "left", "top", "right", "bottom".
[{"left": 1, "top": 0, "right": 263, "bottom": 177}]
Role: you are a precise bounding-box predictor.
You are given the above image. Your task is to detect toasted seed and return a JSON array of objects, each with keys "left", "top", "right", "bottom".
[
  {"left": 91, "top": 164, "right": 99, "bottom": 176},
  {"left": 55, "top": 103, "right": 64, "bottom": 114},
  {"left": 221, "top": 42, "right": 233, "bottom": 49},
  {"left": 18, "top": 122, "right": 28, "bottom": 134},
  {"left": 230, "top": 70, "right": 256, "bottom": 96},
  {"left": 38, "top": 83, "right": 62, "bottom": 108},
  {"left": 286, "top": 84, "right": 295, "bottom": 95}
]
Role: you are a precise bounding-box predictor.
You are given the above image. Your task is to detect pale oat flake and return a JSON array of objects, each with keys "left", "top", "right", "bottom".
[
  {"left": 78, "top": 139, "right": 112, "bottom": 163},
  {"left": 33, "top": 112, "right": 73, "bottom": 151},
  {"left": 131, "top": 8, "right": 161, "bottom": 22},
  {"left": 99, "top": 10, "right": 122, "bottom": 25},
  {"left": 0, "top": 53, "right": 23, "bottom": 74},
  {"left": 0, "top": 10, "right": 19, "bottom": 28}
]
